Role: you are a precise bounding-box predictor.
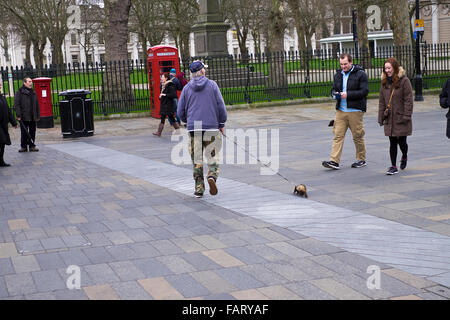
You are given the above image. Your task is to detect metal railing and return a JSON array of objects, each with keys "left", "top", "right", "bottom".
[{"left": 2, "top": 43, "right": 450, "bottom": 117}]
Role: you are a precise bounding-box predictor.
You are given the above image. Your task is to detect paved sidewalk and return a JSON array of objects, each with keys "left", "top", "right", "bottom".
[{"left": 1, "top": 96, "right": 449, "bottom": 300}]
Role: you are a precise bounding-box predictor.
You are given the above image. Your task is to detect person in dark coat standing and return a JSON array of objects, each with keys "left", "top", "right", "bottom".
[
  {"left": 153, "top": 73, "right": 180, "bottom": 136},
  {"left": 0, "top": 82, "right": 18, "bottom": 167},
  {"left": 439, "top": 78, "right": 450, "bottom": 139},
  {"left": 14, "top": 77, "right": 40, "bottom": 152},
  {"left": 378, "top": 57, "right": 414, "bottom": 175}
]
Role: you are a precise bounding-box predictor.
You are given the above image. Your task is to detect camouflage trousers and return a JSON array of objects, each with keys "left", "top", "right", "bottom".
[{"left": 189, "top": 131, "right": 222, "bottom": 194}]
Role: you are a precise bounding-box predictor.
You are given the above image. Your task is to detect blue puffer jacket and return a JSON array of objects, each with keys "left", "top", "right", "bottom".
[{"left": 178, "top": 76, "right": 227, "bottom": 131}]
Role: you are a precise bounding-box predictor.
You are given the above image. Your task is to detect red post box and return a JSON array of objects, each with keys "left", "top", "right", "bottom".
[
  {"left": 33, "top": 77, "right": 54, "bottom": 128},
  {"left": 147, "top": 45, "right": 180, "bottom": 118}
]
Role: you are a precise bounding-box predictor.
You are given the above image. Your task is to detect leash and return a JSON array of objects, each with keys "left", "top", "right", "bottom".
[{"left": 221, "top": 131, "right": 306, "bottom": 196}]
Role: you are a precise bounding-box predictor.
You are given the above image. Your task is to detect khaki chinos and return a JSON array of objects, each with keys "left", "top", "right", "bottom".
[{"left": 330, "top": 110, "right": 366, "bottom": 164}]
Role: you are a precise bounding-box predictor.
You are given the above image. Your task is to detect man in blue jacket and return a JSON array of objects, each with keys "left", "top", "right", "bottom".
[{"left": 178, "top": 60, "right": 227, "bottom": 198}]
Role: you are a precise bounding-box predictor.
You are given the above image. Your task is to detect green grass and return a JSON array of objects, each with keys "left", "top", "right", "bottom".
[
  {"left": 235, "top": 58, "right": 387, "bottom": 75},
  {"left": 429, "top": 57, "right": 450, "bottom": 61}
]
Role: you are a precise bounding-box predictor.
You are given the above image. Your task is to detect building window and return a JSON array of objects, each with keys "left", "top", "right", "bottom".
[
  {"left": 71, "top": 33, "right": 77, "bottom": 45},
  {"left": 98, "top": 33, "right": 104, "bottom": 45},
  {"left": 72, "top": 55, "right": 79, "bottom": 67},
  {"left": 100, "top": 54, "right": 105, "bottom": 64},
  {"left": 87, "top": 54, "right": 93, "bottom": 65}
]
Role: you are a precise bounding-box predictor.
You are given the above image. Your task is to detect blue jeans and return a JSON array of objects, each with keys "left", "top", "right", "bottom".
[{"left": 167, "top": 98, "right": 181, "bottom": 125}]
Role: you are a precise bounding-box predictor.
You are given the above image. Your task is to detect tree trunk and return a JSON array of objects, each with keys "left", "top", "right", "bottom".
[
  {"left": 50, "top": 37, "right": 65, "bottom": 66},
  {"left": 103, "top": 0, "right": 133, "bottom": 111},
  {"left": 252, "top": 31, "right": 261, "bottom": 55},
  {"left": 267, "top": 0, "right": 288, "bottom": 96},
  {"left": 296, "top": 24, "right": 306, "bottom": 63},
  {"left": 139, "top": 34, "right": 148, "bottom": 65},
  {"left": 32, "top": 40, "right": 45, "bottom": 68},
  {"left": 179, "top": 32, "right": 191, "bottom": 61},
  {"left": 25, "top": 38, "right": 32, "bottom": 66},
  {"left": 356, "top": 3, "right": 371, "bottom": 68},
  {"left": 1, "top": 34, "right": 9, "bottom": 62},
  {"left": 332, "top": 6, "right": 341, "bottom": 58},
  {"left": 391, "top": 0, "right": 413, "bottom": 76}
]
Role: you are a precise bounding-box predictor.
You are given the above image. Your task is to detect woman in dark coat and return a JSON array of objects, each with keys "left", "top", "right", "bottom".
[
  {"left": 153, "top": 73, "right": 180, "bottom": 136},
  {"left": 378, "top": 57, "right": 414, "bottom": 175},
  {"left": 439, "top": 78, "right": 450, "bottom": 139},
  {"left": 0, "top": 82, "right": 18, "bottom": 167}
]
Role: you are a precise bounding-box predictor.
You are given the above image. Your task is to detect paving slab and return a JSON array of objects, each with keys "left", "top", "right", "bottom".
[{"left": 1, "top": 100, "right": 449, "bottom": 300}]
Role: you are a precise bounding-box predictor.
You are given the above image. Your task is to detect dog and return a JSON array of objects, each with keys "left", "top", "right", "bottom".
[{"left": 293, "top": 184, "right": 308, "bottom": 198}]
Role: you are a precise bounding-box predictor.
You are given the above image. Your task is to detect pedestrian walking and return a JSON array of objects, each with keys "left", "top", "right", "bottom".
[
  {"left": 322, "top": 53, "right": 369, "bottom": 170},
  {"left": 167, "top": 68, "right": 181, "bottom": 126},
  {"left": 153, "top": 73, "right": 180, "bottom": 136},
  {"left": 0, "top": 82, "right": 18, "bottom": 167},
  {"left": 378, "top": 57, "right": 414, "bottom": 175},
  {"left": 14, "top": 77, "right": 40, "bottom": 152},
  {"left": 178, "top": 60, "right": 227, "bottom": 198},
  {"left": 439, "top": 78, "right": 450, "bottom": 139}
]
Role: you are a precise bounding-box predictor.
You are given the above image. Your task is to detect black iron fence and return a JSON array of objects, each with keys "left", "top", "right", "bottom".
[{"left": 2, "top": 43, "right": 450, "bottom": 117}]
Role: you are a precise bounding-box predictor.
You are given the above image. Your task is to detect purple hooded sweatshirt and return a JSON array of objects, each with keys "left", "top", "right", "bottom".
[{"left": 177, "top": 76, "right": 227, "bottom": 131}]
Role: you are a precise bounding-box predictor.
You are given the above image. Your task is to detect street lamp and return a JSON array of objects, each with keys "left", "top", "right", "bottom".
[{"left": 414, "top": 0, "right": 424, "bottom": 101}]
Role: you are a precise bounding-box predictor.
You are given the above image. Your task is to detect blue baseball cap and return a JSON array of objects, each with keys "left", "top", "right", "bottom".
[
  {"left": 170, "top": 68, "right": 176, "bottom": 74},
  {"left": 189, "top": 60, "right": 207, "bottom": 73}
]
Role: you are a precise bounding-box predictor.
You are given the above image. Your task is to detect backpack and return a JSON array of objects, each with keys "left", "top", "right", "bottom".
[{"left": 177, "top": 72, "right": 188, "bottom": 88}]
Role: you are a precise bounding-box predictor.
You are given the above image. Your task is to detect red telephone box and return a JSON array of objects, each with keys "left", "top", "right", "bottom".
[
  {"left": 33, "top": 77, "right": 54, "bottom": 128},
  {"left": 147, "top": 45, "right": 180, "bottom": 118}
]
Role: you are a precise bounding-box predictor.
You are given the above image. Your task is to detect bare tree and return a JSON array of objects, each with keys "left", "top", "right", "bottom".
[
  {"left": 129, "top": 0, "right": 169, "bottom": 64},
  {"left": 166, "top": 0, "right": 199, "bottom": 60},
  {"left": 0, "top": 12, "right": 12, "bottom": 63},
  {"left": 286, "top": 0, "right": 324, "bottom": 53},
  {"left": 248, "top": 0, "right": 269, "bottom": 55},
  {"left": 221, "top": 0, "right": 254, "bottom": 58},
  {"left": 42, "top": 0, "right": 74, "bottom": 65},
  {"left": 0, "top": 0, "right": 48, "bottom": 66},
  {"left": 76, "top": 1, "right": 105, "bottom": 66}
]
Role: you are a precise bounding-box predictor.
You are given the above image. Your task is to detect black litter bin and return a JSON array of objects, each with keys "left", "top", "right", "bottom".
[{"left": 59, "top": 89, "right": 94, "bottom": 138}]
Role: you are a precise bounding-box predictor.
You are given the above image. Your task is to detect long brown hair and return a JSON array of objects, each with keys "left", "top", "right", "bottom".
[{"left": 382, "top": 57, "right": 400, "bottom": 89}]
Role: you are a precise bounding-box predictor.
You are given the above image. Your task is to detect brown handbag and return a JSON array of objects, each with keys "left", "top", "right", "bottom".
[{"left": 382, "top": 88, "right": 395, "bottom": 125}]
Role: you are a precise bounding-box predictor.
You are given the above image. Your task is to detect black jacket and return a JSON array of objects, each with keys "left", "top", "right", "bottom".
[
  {"left": 14, "top": 86, "right": 40, "bottom": 121},
  {"left": 332, "top": 65, "right": 369, "bottom": 112},
  {"left": 159, "top": 81, "right": 177, "bottom": 116},
  {"left": 439, "top": 78, "right": 450, "bottom": 118},
  {"left": 0, "top": 94, "right": 17, "bottom": 145}
]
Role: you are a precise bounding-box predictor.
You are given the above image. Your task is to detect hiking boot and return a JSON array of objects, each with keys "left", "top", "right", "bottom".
[
  {"left": 29, "top": 146, "right": 39, "bottom": 152},
  {"left": 351, "top": 160, "right": 367, "bottom": 168},
  {"left": 18, "top": 147, "right": 27, "bottom": 152},
  {"left": 207, "top": 176, "right": 218, "bottom": 196},
  {"left": 400, "top": 156, "right": 407, "bottom": 170},
  {"left": 386, "top": 166, "right": 399, "bottom": 175},
  {"left": 194, "top": 192, "right": 203, "bottom": 198},
  {"left": 322, "top": 161, "right": 340, "bottom": 170}
]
